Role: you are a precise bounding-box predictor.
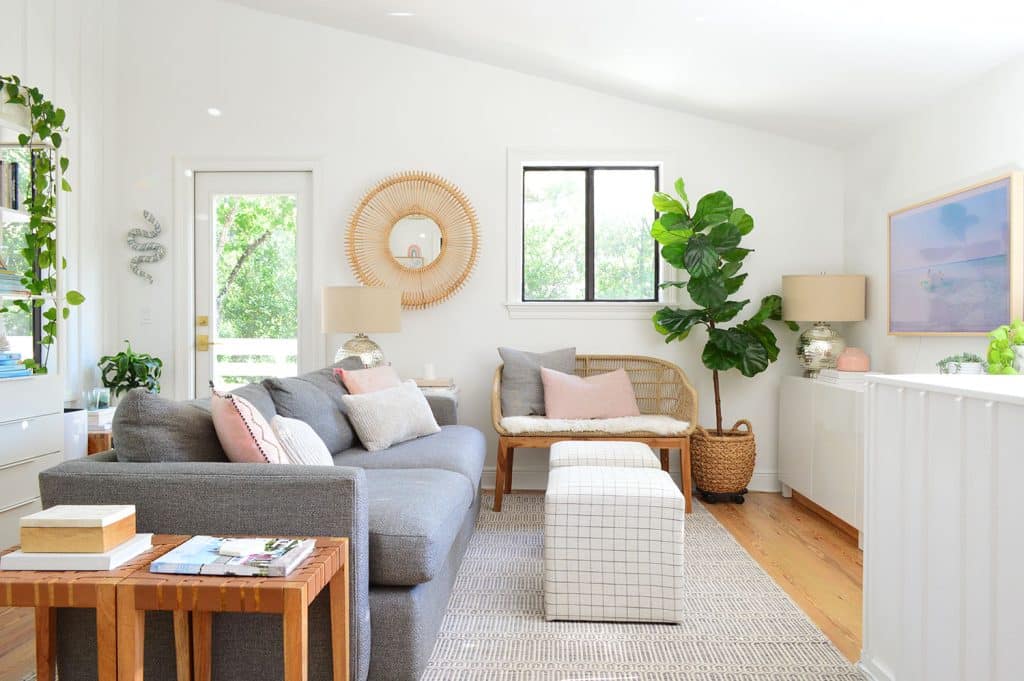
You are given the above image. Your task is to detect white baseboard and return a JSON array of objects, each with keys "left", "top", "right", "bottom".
[
  {"left": 482, "top": 467, "right": 781, "bottom": 493},
  {"left": 857, "top": 656, "right": 893, "bottom": 681}
]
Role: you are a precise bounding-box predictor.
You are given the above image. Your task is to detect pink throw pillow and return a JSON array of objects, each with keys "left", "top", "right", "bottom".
[
  {"left": 540, "top": 367, "right": 641, "bottom": 419},
  {"left": 210, "top": 388, "right": 288, "bottom": 463},
  {"left": 334, "top": 365, "right": 402, "bottom": 394}
]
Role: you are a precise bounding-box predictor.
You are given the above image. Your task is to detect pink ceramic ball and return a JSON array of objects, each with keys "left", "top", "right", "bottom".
[{"left": 837, "top": 347, "right": 870, "bottom": 372}]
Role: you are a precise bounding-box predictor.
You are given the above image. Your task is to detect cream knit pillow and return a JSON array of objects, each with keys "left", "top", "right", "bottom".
[
  {"left": 341, "top": 380, "right": 440, "bottom": 452},
  {"left": 270, "top": 415, "right": 334, "bottom": 466}
]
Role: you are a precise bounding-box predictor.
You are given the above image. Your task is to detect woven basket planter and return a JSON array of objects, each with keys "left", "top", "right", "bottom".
[{"left": 691, "top": 420, "right": 756, "bottom": 495}]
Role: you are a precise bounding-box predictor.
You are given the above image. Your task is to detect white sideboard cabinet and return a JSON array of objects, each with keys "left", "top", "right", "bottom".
[{"left": 778, "top": 376, "right": 864, "bottom": 534}]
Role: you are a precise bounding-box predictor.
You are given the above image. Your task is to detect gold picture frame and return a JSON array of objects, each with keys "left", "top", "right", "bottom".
[
  {"left": 888, "top": 172, "right": 1024, "bottom": 336},
  {"left": 346, "top": 171, "right": 479, "bottom": 309}
]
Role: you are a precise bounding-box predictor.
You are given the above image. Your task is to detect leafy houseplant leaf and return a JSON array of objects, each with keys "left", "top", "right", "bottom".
[
  {"left": 701, "top": 340, "right": 739, "bottom": 371},
  {"left": 708, "top": 222, "right": 742, "bottom": 252},
  {"left": 652, "top": 220, "right": 692, "bottom": 247},
  {"left": 682, "top": 235, "right": 719, "bottom": 277},
  {"left": 730, "top": 208, "right": 754, "bottom": 235},
  {"left": 709, "top": 299, "right": 749, "bottom": 323},
  {"left": 653, "top": 307, "right": 707, "bottom": 343},
  {"left": 674, "top": 178, "right": 689, "bottom": 210},
  {"left": 652, "top": 192, "right": 686, "bottom": 214},
  {"left": 722, "top": 247, "right": 752, "bottom": 263},
  {"left": 661, "top": 242, "right": 687, "bottom": 268},
  {"left": 687, "top": 273, "right": 728, "bottom": 309},
  {"left": 692, "top": 191, "right": 734, "bottom": 230},
  {"left": 724, "top": 274, "right": 748, "bottom": 294},
  {"left": 658, "top": 280, "right": 688, "bottom": 289},
  {"left": 98, "top": 340, "right": 164, "bottom": 397}
]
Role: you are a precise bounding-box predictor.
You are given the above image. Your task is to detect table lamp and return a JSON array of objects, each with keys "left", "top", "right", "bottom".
[
  {"left": 781, "top": 275, "right": 866, "bottom": 377},
  {"left": 322, "top": 286, "right": 401, "bottom": 367}
]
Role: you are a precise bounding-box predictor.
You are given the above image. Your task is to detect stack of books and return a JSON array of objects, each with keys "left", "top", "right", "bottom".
[
  {"left": 0, "top": 505, "right": 152, "bottom": 571},
  {"left": 817, "top": 368, "right": 878, "bottom": 387},
  {"left": 88, "top": 406, "right": 116, "bottom": 431},
  {"left": 150, "top": 536, "right": 316, "bottom": 577},
  {"left": 0, "top": 268, "right": 27, "bottom": 295},
  {"left": 0, "top": 352, "right": 31, "bottom": 379},
  {"left": 0, "top": 159, "right": 20, "bottom": 210},
  {"left": 415, "top": 377, "right": 455, "bottom": 388}
]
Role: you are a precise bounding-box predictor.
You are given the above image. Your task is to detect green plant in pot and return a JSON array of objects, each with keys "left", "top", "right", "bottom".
[
  {"left": 650, "top": 179, "right": 797, "bottom": 503},
  {"left": 98, "top": 340, "right": 163, "bottom": 399},
  {"left": 985, "top": 320, "right": 1024, "bottom": 375}
]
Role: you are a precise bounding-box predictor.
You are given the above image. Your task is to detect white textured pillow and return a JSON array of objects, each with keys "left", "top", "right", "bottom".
[
  {"left": 341, "top": 380, "right": 440, "bottom": 452},
  {"left": 270, "top": 415, "right": 333, "bottom": 466}
]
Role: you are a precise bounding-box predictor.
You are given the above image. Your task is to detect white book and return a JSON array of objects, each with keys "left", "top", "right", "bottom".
[
  {"left": 20, "top": 504, "right": 135, "bottom": 528},
  {"left": 87, "top": 408, "right": 116, "bottom": 427},
  {"left": 0, "top": 533, "right": 152, "bottom": 571}
]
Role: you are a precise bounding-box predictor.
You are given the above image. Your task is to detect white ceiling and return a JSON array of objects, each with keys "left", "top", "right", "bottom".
[{"left": 224, "top": 0, "right": 1024, "bottom": 146}]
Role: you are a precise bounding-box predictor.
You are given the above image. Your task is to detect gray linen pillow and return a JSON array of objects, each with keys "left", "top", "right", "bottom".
[
  {"left": 497, "top": 346, "right": 576, "bottom": 416},
  {"left": 113, "top": 388, "right": 228, "bottom": 463},
  {"left": 263, "top": 376, "right": 356, "bottom": 454}
]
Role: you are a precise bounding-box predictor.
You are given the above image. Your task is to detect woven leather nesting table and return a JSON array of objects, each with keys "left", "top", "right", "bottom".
[
  {"left": 115, "top": 535, "right": 349, "bottom": 681},
  {"left": 0, "top": 535, "right": 185, "bottom": 681}
]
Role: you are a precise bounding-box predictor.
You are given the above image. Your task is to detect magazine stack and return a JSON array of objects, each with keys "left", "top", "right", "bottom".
[{"left": 151, "top": 536, "right": 316, "bottom": 577}]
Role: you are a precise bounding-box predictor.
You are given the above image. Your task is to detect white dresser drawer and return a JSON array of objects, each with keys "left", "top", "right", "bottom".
[
  {"left": 0, "top": 413, "right": 63, "bottom": 468},
  {"left": 0, "top": 373, "right": 62, "bottom": 421},
  {"left": 0, "top": 496, "right": 41, "bottom": 549},
  {"left": 0, "top": 451, "right": 62, "bottom": 510}
]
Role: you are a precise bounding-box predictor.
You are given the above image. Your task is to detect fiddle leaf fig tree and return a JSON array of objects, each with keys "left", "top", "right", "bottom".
[{"left": 651, "top": 178, "right": 797, "bottom": 435}]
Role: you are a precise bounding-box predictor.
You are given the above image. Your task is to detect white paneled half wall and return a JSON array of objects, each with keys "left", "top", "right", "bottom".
[{"left": 861, "top": 375, "right": 1024, "bottom": 681}]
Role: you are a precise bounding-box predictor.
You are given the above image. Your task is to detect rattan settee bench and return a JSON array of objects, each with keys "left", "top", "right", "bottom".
[{"left": 491, "top": 354, "right": 698, "bottom": 513}]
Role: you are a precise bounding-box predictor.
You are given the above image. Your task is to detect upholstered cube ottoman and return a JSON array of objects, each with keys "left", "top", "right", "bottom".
[
  {"left": 544, "top": 447, "right": 685, "bottom": 624},
  {"left": 549, "top": 440, "right": 661, "bottom": 470}
]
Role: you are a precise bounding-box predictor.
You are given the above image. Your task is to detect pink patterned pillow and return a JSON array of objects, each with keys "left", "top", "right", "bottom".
[
  {"left": 210, "top": 388, "right": 287, "bottom": 463},
  {"left": 540, "top": 367, "right": 641, "bottom": 419},
  {"left": 334, "top": 365, "right": 402, "bottom": 394}
]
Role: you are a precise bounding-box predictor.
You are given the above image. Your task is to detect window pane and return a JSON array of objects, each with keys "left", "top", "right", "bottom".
[
  {"left": 213, "top": 194, "right": 298, "bottom": 389},
  {"left": 523, "top": 170, "right": 585, "bottom": 301},
  {"left": 594, "top": 169, "right": 657, "bottom": 300}
]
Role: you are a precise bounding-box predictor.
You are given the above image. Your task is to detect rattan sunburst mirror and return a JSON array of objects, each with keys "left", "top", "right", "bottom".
[{"left": 346, "top": 171, "right": 480, "bottom": 309}]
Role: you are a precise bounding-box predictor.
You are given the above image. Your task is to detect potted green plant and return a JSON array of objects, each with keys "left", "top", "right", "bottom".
[
  {"left": 985, "top": 320, "right": 1024, "bottom": 375},
  {"left": 650, "top": 179, "right": 796, "bottom": 503},
  {"left": 936, "top": 352, "right": 985, "bottom": 374},
  {"left": 97, "top": 340, "right": 163, "bottom": 399}
]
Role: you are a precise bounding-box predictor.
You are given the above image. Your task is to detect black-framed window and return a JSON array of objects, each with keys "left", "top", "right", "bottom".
[{"left": 522, "top": 165, "right": 659, "bottom": 302}]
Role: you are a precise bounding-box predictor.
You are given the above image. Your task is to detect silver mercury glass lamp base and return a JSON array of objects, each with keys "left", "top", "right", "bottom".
[
  {"left": 796, "top": 321, "right": 846, "bottom": 378},
  {"left": 335, "top": 332, "right": 386, "bottom": 368}
]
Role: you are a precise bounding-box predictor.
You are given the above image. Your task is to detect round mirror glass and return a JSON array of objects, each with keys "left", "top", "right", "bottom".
[{"left": 389, "top": 215, "right": 442, "bottom": 269}]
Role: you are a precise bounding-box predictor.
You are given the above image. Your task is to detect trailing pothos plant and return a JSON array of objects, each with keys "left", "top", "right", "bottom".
[
  {"left": 0, "top": 73, "right": 85, "bottom": 373},
  {"left": 650, "top": 179, "right": 797, "bottom": 436},
  {"left": 985, "top": 320, "right": 1024, "bottom": 375}
]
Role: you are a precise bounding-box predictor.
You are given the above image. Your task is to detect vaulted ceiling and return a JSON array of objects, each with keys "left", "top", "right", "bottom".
[{"left": 225, "top": 0, "right": 1024, "bottom": 146}]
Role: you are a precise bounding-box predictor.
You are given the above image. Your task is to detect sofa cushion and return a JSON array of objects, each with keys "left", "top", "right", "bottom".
[
  {"left": 498, "top": 346, "right": 576, "bottom": 416},
  {"left": 364, "top": 468, "right": 473, "bottom": 586},
  {"left": 341, "top": 381, "right": 440, "bottom": 452},
  {"left": 211, "top": 389, "right": 287, "bottom": 463},
  {"left": 332, "top": 425, "right": 485, "bottom": 494},
  {"left": 113, "top": 389, "right": 228, "bottom": 463},
  {"left": 263, "top": 376, "right": 356, "bottom": 454}
]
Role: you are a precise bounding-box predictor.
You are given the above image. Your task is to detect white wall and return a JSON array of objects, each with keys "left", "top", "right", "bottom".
[
  {"left": 843, "top": 56, "right": 1024, "bottom": 372},
  {"left": 0, "top": 0, "right": 111, "bottom": 402},
  {"left": 107, "top": 0, "right": 845, "bottom": 490}
]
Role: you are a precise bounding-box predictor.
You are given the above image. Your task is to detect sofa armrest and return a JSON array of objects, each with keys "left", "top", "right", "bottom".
[
  {"left": 425, "top": 392, "right": 458, "bottom": 426},
  {"left": 38, "top": 460, "right": 370, "bottom": 681}
]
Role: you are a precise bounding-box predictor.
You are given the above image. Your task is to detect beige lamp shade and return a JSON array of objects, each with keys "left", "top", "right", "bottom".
[
  {"left": 782, "top": 275, "right": 866, "bottom": 322},
  {"left": 322, "top": 286, "right": 402, "bottom": 333}
]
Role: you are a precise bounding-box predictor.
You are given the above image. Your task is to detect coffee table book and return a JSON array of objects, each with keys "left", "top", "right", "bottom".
[
  {"left": 19, "top": 504, "right": 136, "bottom": 553},
  {"left": 0, "top": 533, "right": 153, "bottom": 571}
]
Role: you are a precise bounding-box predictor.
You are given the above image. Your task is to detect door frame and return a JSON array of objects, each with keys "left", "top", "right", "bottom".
[{"left": 172, "top": 157, "right": 324, "bottom": 400}]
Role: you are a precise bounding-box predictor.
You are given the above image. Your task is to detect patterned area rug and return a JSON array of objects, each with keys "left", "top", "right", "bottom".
[{"left": 423, "top": 494, "right": 863, "bottom": 680}]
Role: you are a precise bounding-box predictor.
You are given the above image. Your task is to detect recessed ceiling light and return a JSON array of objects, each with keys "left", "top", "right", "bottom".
[
  {"left": 388, "top": 11, "right": 415, "bottom": 17},
  {"left": 207, "top": 107, "right": 222, "bottom": 117}
]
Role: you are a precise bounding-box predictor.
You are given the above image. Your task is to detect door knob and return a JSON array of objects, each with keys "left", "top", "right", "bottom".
[{"left": 196, "top": 334, "right": 217, "bottom": 352}]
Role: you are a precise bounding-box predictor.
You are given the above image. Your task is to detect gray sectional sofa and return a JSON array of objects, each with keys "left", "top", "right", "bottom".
[{"left": 38, "top": 361, "right": 485, "bottom": 681}]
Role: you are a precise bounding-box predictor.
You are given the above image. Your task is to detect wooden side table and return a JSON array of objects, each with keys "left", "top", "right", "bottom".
[
  {"left": 88, "top": 430, "right": 113, "bottom": 455},
  {"left": 0, "top": 535, "right": 184, "bottom": 681},
  {"left": 116, "top": 536, "right": 350, "bottom": 681}
]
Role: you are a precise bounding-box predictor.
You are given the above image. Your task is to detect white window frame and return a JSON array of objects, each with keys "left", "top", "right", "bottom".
[{"left": 506, "top": 148, "right": 677, "bottom": 320}]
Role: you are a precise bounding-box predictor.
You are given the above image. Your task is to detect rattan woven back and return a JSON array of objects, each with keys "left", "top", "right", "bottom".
[{"left": 491, "top": 354, "right": 697, "bottom": 436}]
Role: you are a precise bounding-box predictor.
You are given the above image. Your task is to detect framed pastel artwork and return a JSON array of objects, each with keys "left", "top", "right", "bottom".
[{"left": 888, "top": 173, "right": 1023, "bottom": 335}]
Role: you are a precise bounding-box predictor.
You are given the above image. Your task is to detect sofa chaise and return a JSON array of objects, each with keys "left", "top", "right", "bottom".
[{"left": 37, "top": 361, "right": 485, "bottom": 681}]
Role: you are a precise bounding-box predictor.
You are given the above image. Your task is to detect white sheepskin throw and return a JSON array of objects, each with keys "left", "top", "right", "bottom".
[{"left": 500, "top": 415, "right": 689, "bottom": 436}]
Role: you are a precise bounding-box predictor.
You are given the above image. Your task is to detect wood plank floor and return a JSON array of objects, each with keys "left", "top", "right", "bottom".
[
  {"left": 701, "top": 492, "right": 863, "bottom": 663},
  {"left": 0, "top": 491, "right": 863, "bottom": 680}
]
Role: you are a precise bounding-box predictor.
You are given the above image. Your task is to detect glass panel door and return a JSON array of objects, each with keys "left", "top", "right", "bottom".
[{"left": 193, "top": 171, "right": 311, "bottom": 396}]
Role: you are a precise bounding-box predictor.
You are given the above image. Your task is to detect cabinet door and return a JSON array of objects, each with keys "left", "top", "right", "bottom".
[
  {"left": 812, "top": 383, "right": 861, "bottom": 526},
  {"left": 778, "top": 377, "right": 814, "bottom": 495}
]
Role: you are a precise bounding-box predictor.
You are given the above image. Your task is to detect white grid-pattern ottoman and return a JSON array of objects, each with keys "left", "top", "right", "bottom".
[
  {"left": 544, "top": 444, "right": 685, "bottom": 624},
  {"left": 549, "top": 440, "right": 661, "bottom": 469}
]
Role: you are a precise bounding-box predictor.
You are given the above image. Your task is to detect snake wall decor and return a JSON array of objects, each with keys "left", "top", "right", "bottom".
[{"left": 127, "top": 209, "right": 167, "bottom": 284}]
